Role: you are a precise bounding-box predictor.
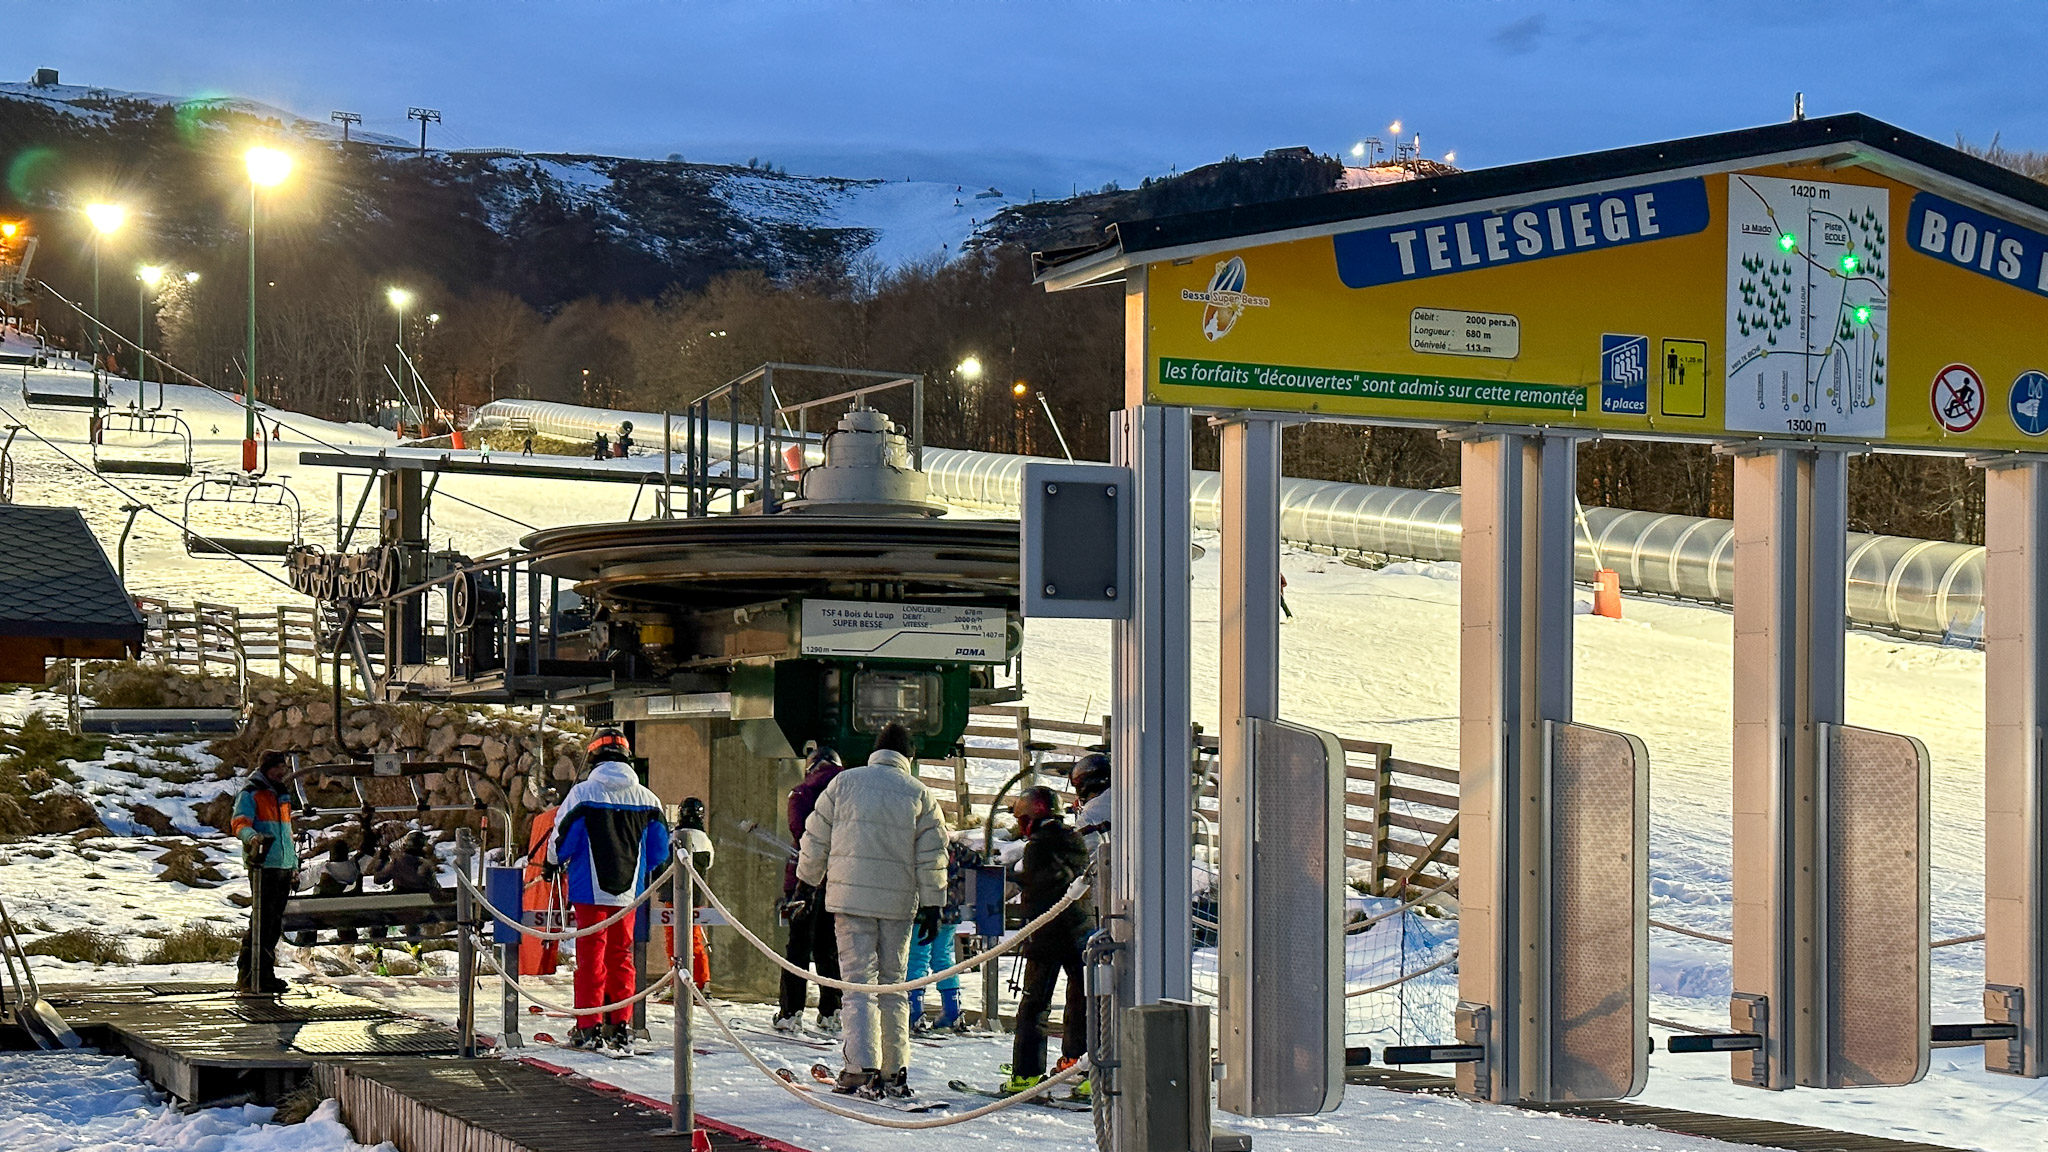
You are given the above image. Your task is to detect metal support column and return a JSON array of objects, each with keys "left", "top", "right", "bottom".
[
  {"left": 1727, "top": 443, "right": 1849, "bottom": 1090},
  {"left": 1215, "top": 415, "right": 1282, "bottom": 1113},
  {"left": 1453, "top": 429, "right": 1577, "bottom": 1104},
  {"left": 1984, "top": 458, "right": 2048, "bottom": 1077},
  {"left": 1108, "top": 331, "right": 1193, "bottom": 1148}
]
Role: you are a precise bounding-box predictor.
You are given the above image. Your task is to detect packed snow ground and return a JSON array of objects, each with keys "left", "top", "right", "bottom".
[
  {"left": 0, "top": 1051, "right": 387, "bottom": 1151},
  {"left": 0, "top": 372, "right": 2028, "bottom": 1149}
]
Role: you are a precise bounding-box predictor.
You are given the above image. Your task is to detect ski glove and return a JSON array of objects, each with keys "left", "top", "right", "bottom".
[
  {"left": 246, "top": 834, "right": 274, "bottom": 864},
  {"left": 787, "top": 882, "right": 820, "bottom": 921},
  {"left": 915, "top": 905, "right": 942, "bottom": 945},
  {"left": 540, "top": 861, "right": 565, "bottom": 882}
]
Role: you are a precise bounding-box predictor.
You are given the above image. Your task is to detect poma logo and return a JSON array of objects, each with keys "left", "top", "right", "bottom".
[{"left": 1179, "top": 256, "right": 1271, "bottom": 341}]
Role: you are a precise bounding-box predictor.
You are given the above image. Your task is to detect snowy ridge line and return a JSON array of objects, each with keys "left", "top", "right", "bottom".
[
  {"left": 688, "top": 978, "right": 1093, "bottom": 1130},
  {"left": 683, "top": 855, "right": 1088, "bottom": 995},
  {"left": 479, "top": 398, "right": 1987, "bottom": 640}
]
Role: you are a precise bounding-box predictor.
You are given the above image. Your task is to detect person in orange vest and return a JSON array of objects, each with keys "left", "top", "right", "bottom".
[{"left": 520, "top": 789, "right": 565, "bottom": 976}]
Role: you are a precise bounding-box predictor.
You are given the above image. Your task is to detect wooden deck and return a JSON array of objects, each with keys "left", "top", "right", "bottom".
[
  {"left": 25, "top": 982, "right": 799, "bottom": 1152},
  {"left": 1346, "top": 1066, "right": 1971, "bottom": 1152}
]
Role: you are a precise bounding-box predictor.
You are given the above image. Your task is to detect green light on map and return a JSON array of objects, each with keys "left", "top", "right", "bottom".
[
  {"left": 1853, "top": 305, "right": 1871, "bottom": 324},
  {"left": 1778, "top": 232, "right": 1798, "bottom": 252},
  {"left": 1840, "top": 252, "right": 1859, "bottom": 274}
]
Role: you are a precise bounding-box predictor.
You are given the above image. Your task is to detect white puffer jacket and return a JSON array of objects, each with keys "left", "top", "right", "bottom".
[{"left": 794, "top": 748, "right": 946, "bottom": 920}]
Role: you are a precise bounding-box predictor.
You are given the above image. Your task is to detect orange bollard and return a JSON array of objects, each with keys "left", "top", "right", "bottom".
[
  {"left": 1592, "top": 568, "right": 1623, "bottom": 619},
  {"left": 451, "top": 428, "right": 467, "bottom": 451}
]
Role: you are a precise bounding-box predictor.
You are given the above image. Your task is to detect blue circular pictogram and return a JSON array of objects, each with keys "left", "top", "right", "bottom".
[{"left": 2013, "top": 371, "right": 2048, "bottom": 437}]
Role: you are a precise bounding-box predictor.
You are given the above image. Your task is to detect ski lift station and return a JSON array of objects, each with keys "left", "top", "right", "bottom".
[{"left": 16, "top": 112, "right": 2048, "bottom": 1152}]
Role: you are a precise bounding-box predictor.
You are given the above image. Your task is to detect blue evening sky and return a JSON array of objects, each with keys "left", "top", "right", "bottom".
[{"left": 11, "top": 1, "right": 2048, "bottom": 192}]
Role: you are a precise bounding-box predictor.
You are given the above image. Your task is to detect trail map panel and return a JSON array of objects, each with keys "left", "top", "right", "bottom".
[{"left": 1724, "top": 176, "right": 1890, "bottom": 437}]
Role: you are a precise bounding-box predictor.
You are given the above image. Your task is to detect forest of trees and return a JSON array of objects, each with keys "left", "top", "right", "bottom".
[{"left": 7, "top": 89, "right": 2044, "bottom": 545}]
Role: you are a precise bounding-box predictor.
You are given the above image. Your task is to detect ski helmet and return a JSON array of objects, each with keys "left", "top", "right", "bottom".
[
  {"left": 805, "top": 745, "right": 843, "bottom": 772},
  {"left": 1069, "top": 753, "right": 1110, "bottom": 800},
  {"left": 1012, "top": 785, "right": 1061, "bottom": 835},
  {"left": 587, "top": 727, "right": 631, "bottom": 763},
  {"left": 680, "top": 797, "right": 707, "bottom": 830}
]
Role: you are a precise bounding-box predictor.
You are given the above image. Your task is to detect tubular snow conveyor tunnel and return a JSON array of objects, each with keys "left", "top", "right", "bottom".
[{"left": 476, "top": 397, "right": 1988, "bottom": 641}]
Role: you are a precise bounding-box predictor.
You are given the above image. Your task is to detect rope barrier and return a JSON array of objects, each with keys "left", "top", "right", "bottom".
[
  {"left": 1344, "top": 951, "right": 1458, "bottom": 998},
  {"left": 1649, "top": 919, "right": 1733, "bottom": 945},
  {"left": 455, "top": 863, "right": 674, "bottom": 941},
  {"left": 472, "top": 938, "right": 677, "bottom": 1015},
  {"left": 687, "top": 979, "right": 1091, "bottom": 1129},
  {"left": 685, "top": 856, "right": 1088, "bottom": 995},
  {"left": 1649, "top": 1015, "right": 1719, "bottom": 1036},
  {"left": 1346, "top": 874, "right": 1459, "bottom": 935}
]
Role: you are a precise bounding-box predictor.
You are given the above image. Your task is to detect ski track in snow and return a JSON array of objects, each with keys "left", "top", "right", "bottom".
[{"left": 1, "top": 370, "right": 2034, "bottom": 1149}]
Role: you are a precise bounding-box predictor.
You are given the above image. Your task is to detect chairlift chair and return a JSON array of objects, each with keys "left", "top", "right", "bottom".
[
  {"left": 92, "top": 408, "right": 194, "bottom": 478},
  {"left": 183, "top": 472, "right": 304, "bottom": 558},
  {"left": 20, "top": 373, "right": 107, "bottom": 412}
]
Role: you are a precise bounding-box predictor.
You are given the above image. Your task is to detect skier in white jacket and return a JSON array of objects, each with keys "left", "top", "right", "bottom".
[{"left": 793, "top": 723, "right": 946, "bottom": 1098}]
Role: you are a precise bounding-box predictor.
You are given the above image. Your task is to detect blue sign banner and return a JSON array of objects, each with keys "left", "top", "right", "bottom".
[
  {"left": 1600, "top": 334, "right": 1649, "bottom": 414},
  {"left": 1907, "top": 192, "right": 2048, "bottom": 298},
  {"left": 1332, "top": 178, "right": 1712, "bottom": 289}
]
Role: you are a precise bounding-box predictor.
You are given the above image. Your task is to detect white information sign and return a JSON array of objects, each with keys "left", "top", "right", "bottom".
[
  {"left": 1724, "top": 174, "right": 1890, "bottom": 437},
  {"left": 1410, "top": 307, "right": 1521, "bottom": 359},
  {"left": 799, "top": 599, "right": 1008, "bottom": 663}
]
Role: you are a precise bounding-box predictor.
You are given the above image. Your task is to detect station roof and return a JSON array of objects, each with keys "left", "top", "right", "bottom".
[
  {"left": 0, "top": 506, "right": 145, "bottom": 641},
  {"left": 1035, "top": 113, "right": 2048, "bottom": 289}
]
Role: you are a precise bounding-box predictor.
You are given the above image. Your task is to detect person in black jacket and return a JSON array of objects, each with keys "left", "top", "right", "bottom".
[{"left": 1002, "top": 786, "right": 1091, "bottom": 1097}]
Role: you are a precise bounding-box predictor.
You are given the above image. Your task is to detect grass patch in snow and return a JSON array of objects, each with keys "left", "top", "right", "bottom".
[
  {"left": 141, "top": 920, "right": 241, "bottom": 964},
  {"left": 23, "top": 926, "right": 128, "bottom": 965}
]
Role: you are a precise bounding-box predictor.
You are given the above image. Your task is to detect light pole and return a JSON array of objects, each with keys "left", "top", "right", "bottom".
[
  {"left": 244, "top": 146, "right": 292, "bottom": 472},
  {"left": 135, "top": 264, "right": 163, "bottom": 410},
  {"left": 84, "top": 203, "right": 125, "bottom": 390},
  {"left": 387, "top": 287, "right": 414, "bottom": 432}
]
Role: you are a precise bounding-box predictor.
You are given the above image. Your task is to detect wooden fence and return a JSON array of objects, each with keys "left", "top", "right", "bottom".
[
  {"left": 932, "top": 704, "right": 1459, "bottom": 901},
  {"left": 134, "top": 596, "right": 325, "bottom": 686}
]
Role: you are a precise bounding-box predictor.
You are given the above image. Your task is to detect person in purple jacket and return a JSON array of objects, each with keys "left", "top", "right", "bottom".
[{"left": 774, "top": 745, "right": 845, "bottom": 1034}]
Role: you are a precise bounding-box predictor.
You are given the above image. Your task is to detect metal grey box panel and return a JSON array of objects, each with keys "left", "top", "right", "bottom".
[
  {"left": 1218, "top": 717, "right": 1344, "bottom": 1117},
  {"left": 1546, "top": 721, "right": 1649, "bottom": 1100},
  {"left": 1021, "top": 462, "right": 1132, "bottom": 619},
  {"left": 1820, "top": 724, "right": 1930, "bottom": 1088}
]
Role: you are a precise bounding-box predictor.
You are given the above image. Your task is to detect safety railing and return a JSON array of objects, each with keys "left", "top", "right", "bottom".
[{"left": 134, "top": 596, "right": 326, "bottom": 686}]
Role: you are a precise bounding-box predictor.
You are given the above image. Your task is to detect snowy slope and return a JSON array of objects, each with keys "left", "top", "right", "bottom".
[
  {"left": 0, "top": 1052, "right": 387, "bottom": 1151},
  {"left": 0, "top": 80, "right": 1004, "bottom": 270}
]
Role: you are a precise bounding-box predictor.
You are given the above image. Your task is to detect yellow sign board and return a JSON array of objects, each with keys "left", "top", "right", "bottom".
[{"left": 1145, "top": 163, "right": 2048, "bottom": 451}]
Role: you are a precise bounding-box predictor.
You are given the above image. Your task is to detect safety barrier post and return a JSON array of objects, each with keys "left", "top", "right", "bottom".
[
  {"left": 670, "top": 845, "right": 696, "bottom": 1141},
  {"left": 455, "top": 830, "right": 477, "bottom": 1058}
]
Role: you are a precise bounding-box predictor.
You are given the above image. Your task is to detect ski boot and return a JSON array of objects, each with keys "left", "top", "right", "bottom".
[
  {"left": 1000, "top": 1071, "right": 1045, "bottom": 1095},
  {"left": 566, "top": 1025, "right": 602, "bottom": 1049},
  {"left": 884, "top": 1067, "right": 914, "bottom": 1099},
  {"left": 814, "top": 1010, "right": 842, "bottom": 1035},
  {"left": 908, "top": 989, "right": 928, "bottom": 1034},
  {"left": 1056, "top": 1055, "right": 1090, "bottom": 1101},
  {"left": 833, "top": 1067, "right": 882, "bottom": 1097},
  {"left": 601, "top": 1022, "right": 633, "bottom": 1054},
  {"left": 933, "top": 987, "right": 966, "bottom": 1033},
  {"left": 771, "top": 1013, "right": 803, "bottom": 1033}
]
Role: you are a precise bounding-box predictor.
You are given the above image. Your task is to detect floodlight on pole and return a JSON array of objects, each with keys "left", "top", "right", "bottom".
[
  {"left": 1, "top": 221, "right": 20, "bottom": 240},
  {"left": 136, "top": 265, "right": 166, "bottom": 407},
  {"left": 956, "top": 356, "right": 983, "bottom": 381},
  {"left": 84, "top": 203, "right": 127, "bottom": 388},
  {"left": 244, "top": 146, "right": 292, "bottom": 472}
]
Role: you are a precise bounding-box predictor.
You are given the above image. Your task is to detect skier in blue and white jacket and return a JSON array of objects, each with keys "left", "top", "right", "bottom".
[{"left": 545, "top": 729, "right": 672, "bottom": 1051}]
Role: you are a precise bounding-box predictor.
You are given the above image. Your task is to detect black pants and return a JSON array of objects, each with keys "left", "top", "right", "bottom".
[
  {"left": 778, "top": 905, "right": 843, "bottom": 1019},
  {"left": 1012, "top": 947, "right": 1087, "bottom": 1078},
  {"left": 238, "top": 866, "right": 293, "bottom": 991}
]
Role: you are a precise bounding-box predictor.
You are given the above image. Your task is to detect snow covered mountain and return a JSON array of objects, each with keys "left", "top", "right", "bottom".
[{"left": 0, "top": 72, "right": 1018, "bottom": 276}]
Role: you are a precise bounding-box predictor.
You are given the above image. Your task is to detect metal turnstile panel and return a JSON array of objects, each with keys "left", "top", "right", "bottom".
[
  {"left": 1547, "top": 721, "right": 1649, "bottom": 1100},
  {"left": 1218, "top": 716, "right": 1344, "bottom": 1117},
  {"left": 1821, "top": 724, "right": 1930, "bottom": 1088}
]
